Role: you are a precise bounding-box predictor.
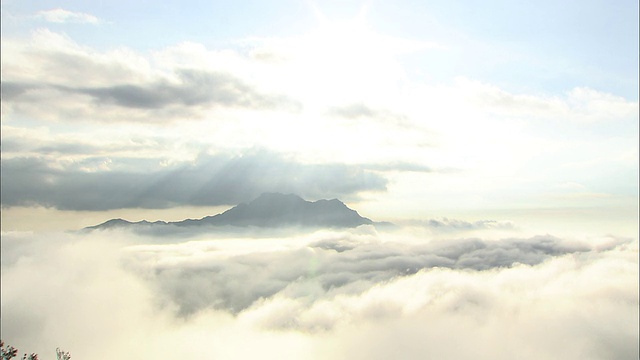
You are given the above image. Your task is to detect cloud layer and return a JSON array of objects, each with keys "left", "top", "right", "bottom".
[
  {"left": 132, "top": 231, "right": 594, "bottom": 315},
  {"left": 1, "top": 29, "right": 637, "bottom": 216},
  {"left": 1, "top": 228, "right": 637, "bottom": 360}
]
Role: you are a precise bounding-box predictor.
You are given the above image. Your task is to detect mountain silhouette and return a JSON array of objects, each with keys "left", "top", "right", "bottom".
[{"left": 86, "top": 193, "right": 375, "bottom": 231}]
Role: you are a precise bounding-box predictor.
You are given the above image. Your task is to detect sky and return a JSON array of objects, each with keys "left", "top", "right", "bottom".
[
  {"left": 1, "top": 1, "right": 639, "bottom": 359},
  {"left": 1, "top": 0, "right": 638, "bottom": 231}
]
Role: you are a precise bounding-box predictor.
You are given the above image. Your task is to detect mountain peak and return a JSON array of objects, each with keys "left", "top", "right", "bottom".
[
  {"left": 201, "top": 192, "right": 371, "bottom": 228},
  {"left": 85, "top": 218, "right": 131, "bottom": 230},
  {"left": 86, "top": 193, "right": 374, "bottom": 231},
  {"left": 249, "top": 192, "right": 306, "bottom": 206}
]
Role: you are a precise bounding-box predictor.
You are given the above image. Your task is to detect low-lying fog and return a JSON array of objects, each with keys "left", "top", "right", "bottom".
[{"left": 1, "top": 224, "right": 637, "bottom": 359}]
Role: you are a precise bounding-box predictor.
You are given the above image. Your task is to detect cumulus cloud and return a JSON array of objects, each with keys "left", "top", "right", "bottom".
[
  {"left": 457, "top": 77, "right": 639, "bottom": 123},
  {"left": 76, "top": 69, "right": 299, "bottom": 110},
  {"left": 3, "top": 70, "right": 300, "bottom": 113},
  {"left": 1, "top": 73, "right": 300, "bottom": 123},
  {"left": 1, "top": 229, "right": 637, "bottom": 360},
  {"left": 0, "top": 151, "right": 387, "bottom": 210},
  {"left": 1, "top": 30, "right": 300, "bottom": 123},
  {"left": 35, "top": 9, "right": 102, "bottom": 24},
  {"left": 2, "top": 29, "right": 151, "bottom": 87}
]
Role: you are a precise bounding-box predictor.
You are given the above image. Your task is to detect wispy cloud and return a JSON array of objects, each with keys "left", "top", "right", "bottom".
[
  {"left": 405, "top": 217, "right": 515, "bottom": 232},
  {"left": 35, "top": 9, "right": 102, "bottom": 24}
]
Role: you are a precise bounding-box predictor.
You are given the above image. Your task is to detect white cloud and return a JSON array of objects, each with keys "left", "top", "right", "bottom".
[
  {"left": 1, "top": 229, "right": 637, "bottom": 359},
  {"left": 1, "top": 29, "right": 637, "bottom": 214},
  {"left": 3, "top": 29, "right": 636, "bottom": 131},
  {"left": 35, "top": 9, "right": 102, "bottom": 24},
  {"left": 454, "top": 77, "right": 639, "bottom": 123},
  {"left": 1, "top": 30, "right": 301, "bottom": 125}
]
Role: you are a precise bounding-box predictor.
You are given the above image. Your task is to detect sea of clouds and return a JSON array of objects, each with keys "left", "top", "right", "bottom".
[{"left": 1, "top": 225, "right": 637, "bottom": 359}]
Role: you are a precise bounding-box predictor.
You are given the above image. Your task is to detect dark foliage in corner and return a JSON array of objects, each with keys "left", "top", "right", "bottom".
[{"left": 1, "top": 341, "right": 70, "bottom": 360}]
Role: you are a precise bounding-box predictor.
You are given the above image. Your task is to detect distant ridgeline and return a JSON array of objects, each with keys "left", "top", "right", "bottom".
[{"left": 85, "top": 193, "right": 387, "bottom": 231}]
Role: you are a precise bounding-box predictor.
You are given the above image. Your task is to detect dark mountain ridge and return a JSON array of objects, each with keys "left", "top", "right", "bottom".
[{"left": 86, "top": 193, "right": 377, "bottom": 231}]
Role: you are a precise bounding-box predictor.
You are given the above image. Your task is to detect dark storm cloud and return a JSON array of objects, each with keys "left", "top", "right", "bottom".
[
  {"left": 137, "top": 234, "right": 593, "bottom": 315},
  {"left": 0, "top": 151, "right": 386, "bottom": 210}
]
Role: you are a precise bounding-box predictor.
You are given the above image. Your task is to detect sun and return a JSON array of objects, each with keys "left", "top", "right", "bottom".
[
  {"left": 269, "top": 5, "right": 406, "bottom": 108},
  {"left": 248, "top": 2, "right": 433, "bottom": 111}
]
